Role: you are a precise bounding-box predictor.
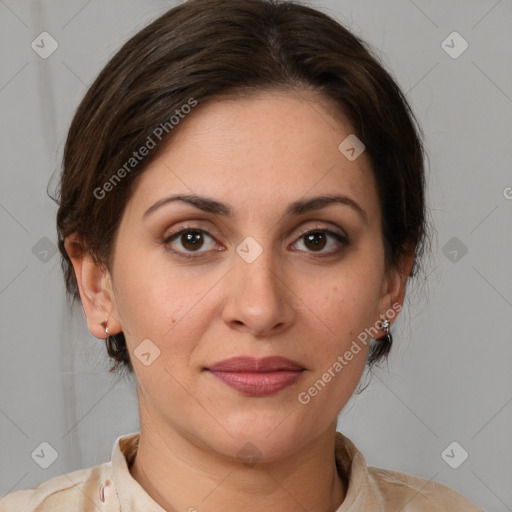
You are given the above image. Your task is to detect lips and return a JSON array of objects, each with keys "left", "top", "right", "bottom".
[
  {"left": 207, "top": 356, "right": 305, "bottom": 372},
  {"left": 205, "top": 356, "right": 305, "bottom": 396}
]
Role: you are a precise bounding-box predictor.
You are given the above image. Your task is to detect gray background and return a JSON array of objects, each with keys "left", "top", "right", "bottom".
[{"left": 1, "top": 1, "right": 511, "bottom": 510}]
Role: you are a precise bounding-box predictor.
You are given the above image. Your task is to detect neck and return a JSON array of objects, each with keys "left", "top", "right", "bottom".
[{"left": 129, "top": 417, "right": 346, "bottom": 512}]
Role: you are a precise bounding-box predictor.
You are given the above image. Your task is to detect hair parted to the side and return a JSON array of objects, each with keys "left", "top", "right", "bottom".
[{"left": 54, "top": 0, "right": 429, "bottom": 375}]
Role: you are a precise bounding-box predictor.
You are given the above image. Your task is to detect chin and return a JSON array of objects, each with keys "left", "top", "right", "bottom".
[{"left": 200, "top": 413, "right": 316, "bottom": 465}]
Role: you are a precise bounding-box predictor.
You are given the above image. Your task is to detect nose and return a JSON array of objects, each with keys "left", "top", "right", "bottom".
[{"left": 221, "top": 251, "right": 295, "bottom": 337}]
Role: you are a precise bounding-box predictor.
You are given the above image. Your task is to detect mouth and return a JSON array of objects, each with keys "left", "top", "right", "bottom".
[{"left": 205, "top": 356, "right": 306, "bottom": 396}]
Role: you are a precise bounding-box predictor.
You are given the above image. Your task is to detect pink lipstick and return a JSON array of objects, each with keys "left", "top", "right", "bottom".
[{"left": 205, "top": 356, "right": 305, "bottom": 396}]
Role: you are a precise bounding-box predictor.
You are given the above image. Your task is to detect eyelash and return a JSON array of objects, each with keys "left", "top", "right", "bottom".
[{"left": 162, "top": 225, "right": 349, "bottom": 260}]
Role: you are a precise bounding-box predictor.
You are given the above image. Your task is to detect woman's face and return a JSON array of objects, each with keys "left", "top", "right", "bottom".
[{"left": 104, "top": 90, "right": 404, "bottom": 461}]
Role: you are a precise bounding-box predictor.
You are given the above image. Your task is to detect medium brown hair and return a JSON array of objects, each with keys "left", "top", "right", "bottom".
[{"left": 55, "top": 0, "right": 429, "bottom": 374}]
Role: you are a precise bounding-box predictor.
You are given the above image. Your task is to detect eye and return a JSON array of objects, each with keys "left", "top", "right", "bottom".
[
  {"left": 291, "top": 229, "right": 348, "bottom": 254},
  {"left": 164, "top": 228, "right": 219, "bottom": 255}
]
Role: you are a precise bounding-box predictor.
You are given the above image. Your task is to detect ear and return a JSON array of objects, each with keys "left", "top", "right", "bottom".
[
  {"left": 373, "top": 248, "right": 415, "bottom": 329},
  {"left": 64, "top": 234, "right": 122, "bottom": 339}
]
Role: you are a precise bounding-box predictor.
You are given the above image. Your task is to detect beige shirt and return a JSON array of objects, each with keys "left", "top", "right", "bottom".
[{"left": 0, "top": 431, "right": 482, "bottom": 511}]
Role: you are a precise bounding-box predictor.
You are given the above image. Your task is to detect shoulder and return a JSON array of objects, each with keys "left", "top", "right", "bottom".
[
  {"left": 0, "top": 462, "right": 110, "bottom": 512},
  {"left": 367, "top": 466, "right": 483, "bottom": 511}
]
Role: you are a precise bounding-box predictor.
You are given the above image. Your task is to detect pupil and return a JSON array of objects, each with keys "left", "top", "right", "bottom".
[
  {"left": 305, "top": 232, "right": 326, "bottom": 251},
  {"left": 182, "top": 231, "right": 203, "bottom": 250}
]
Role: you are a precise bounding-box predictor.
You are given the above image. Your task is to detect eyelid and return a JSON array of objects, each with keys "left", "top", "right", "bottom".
[
  {"left": 292, "top": 223, "right": 348, "bottom": 242},
  {"left": 164, "top": 226, "right": 210, "bottom": 242},
  {"left": 163, "top": 221, "right": 223, "bottom": 242}
]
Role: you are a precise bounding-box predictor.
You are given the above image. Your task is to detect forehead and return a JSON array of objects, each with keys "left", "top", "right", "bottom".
[{"left": 124, "top": 90, "right": 379, "bottom": 222}]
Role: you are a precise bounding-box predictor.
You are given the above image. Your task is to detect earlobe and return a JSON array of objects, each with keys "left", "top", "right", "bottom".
[
  {"left": 375, "top": 250, "right": 415, "bottom": 330},
  {"left": 64, "top": 234, "right": 121, "bottom": 339}
]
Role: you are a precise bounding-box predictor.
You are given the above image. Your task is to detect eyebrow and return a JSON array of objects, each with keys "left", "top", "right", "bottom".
[
  {"left": 143, "top": 194, "right": 232, "bottom": 218},
  {"left": 143, "top": 193, "right": 367, "bottom": 222},
  {"left": 286, "top": 194, "right": 368, "bottom": 223}
]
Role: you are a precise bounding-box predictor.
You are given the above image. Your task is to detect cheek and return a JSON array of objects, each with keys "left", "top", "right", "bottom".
[
  {"left": 111, "top": 248, "right": 223, "bottom": 361},
  {"left": 292, "top": 252, "right": 384, "bottom": 401},
  {"left": 294, "top": 280, "right": 376, "bottom": 414},
  {"left": 302, "top": 260, "right": 383, "bottom": 342}
]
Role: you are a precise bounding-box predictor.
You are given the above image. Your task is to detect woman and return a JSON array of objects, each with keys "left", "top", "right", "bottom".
[{"left": 0, "top": 0, "right": 482, "bottom": 510}]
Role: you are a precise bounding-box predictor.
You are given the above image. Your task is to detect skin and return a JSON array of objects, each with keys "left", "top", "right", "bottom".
[{"left": 66, "top": 90, "right": 412, "bottom": 512}]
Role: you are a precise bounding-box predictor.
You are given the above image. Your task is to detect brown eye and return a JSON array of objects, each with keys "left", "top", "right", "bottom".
[
  {"left": 181, "top": 231, "right": 204, "bottom": 251},
  {"left": 291, "top": 229, "right": 349, "bottom": 255},
  {"left": 164, "top": 228, "right": 218, "bottom": 256},
  {"left": 303, "top": 232, "right": 327, "bottom": 251}
]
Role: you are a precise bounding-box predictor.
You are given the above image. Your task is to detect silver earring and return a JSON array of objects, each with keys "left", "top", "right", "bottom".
[{"left": 380, "top": 318, "right": 392, "bottom": 345}]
